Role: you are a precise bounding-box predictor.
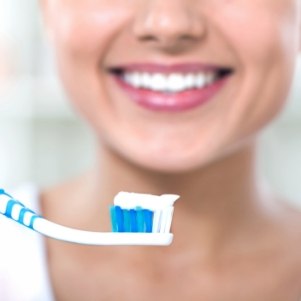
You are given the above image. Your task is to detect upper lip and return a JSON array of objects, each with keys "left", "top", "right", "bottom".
[{"left": 108, "top": 63, "right": 234, "bottom": 76}]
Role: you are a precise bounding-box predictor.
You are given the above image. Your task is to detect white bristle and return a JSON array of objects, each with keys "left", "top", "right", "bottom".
[
  {"left": 159, "top": 216, "right": 165, "bottom": 233},
  {"left": 164, "top": 207, "right": 174, "bottom": 233},
  {"left": 151, "top": 208, "right": 175, "bottom": 233},
  {"left": 159, "top": 208, "right": 168, "bottom": 234},
  {"left": 152, "top": 210, "right": 162, "bottom": 233}
]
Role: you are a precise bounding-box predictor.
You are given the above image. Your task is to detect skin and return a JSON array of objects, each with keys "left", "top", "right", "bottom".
[{"left": 40, "top": 0, "right": 301, "bottom": 300}]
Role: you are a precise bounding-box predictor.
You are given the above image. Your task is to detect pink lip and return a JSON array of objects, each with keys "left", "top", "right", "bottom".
[{"left": 109, "top": 63, "right": 232, "bottom": 112}]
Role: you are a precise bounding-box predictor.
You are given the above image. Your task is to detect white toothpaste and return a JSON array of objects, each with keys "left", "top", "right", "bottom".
[{"left": 113, "top": 192, "right": 179, "bottom": 210}]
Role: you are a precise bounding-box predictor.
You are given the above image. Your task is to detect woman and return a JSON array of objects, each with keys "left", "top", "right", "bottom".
[{"left": 2, "top": 0, "right": 301, "bottom": 300}]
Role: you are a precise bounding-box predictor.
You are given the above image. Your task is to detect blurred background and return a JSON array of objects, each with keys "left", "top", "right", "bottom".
[{"left": 0, "top": 0, "right": 300, "bottom": 207}]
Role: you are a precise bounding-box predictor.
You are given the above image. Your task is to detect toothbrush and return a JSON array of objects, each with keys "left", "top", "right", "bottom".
[{"left": 0, "top": 189, "right": 179, "bottom": 246}]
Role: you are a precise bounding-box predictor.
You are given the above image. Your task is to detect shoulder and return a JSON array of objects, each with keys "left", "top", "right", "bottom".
[
  {"left": 257, "top": 201, "right": 301, "bottom": 297},
  {"left": 278, "top": 200, "right": 301, "bottom": 251},
  {"left": 281, "top": 200, "right": 301, "bottom": 240},
  {"left": 277, "top": 201, "right": 301, "bottom": 279}
]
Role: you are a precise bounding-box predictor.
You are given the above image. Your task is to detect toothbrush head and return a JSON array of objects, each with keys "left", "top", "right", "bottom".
[{"left": 110, "top": 192, "right": 179, "bottom": 234}]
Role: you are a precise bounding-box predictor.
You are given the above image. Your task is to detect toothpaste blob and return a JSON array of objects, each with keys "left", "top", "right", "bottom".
[{"left": 110, "top": 192, "right": 179, "bottom": 234}]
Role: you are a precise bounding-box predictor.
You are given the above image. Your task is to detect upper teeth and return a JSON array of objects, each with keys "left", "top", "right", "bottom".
[{"left": 123, "top": 72, "right": 216, "bottom": 93}]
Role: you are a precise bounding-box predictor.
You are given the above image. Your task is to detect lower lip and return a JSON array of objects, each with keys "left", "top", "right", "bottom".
[{"left": 112, "top": 75, "right": 229, "bottom": 112}]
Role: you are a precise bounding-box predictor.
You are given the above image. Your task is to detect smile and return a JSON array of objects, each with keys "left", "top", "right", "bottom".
[
  {"left": 109, "top": 63, "right": 233, "bottom": 112},
  {"left": 123, "top": 71, "right": 217, "bottom": 93}
]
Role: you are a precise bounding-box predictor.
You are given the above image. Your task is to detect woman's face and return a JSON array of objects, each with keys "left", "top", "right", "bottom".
[{"left": 43, "top": 0, "right": 300, "bottom": 173}]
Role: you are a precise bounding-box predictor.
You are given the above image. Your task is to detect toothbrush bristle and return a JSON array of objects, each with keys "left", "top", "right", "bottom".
[
  {"left": 110, "top": 206, "right": 156, "bottom": 233},
  {"left": 109, "top": 191, "right": 179, "bottom": 234}
]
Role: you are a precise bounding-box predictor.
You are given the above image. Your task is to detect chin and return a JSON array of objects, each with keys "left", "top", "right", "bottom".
[
  {"left": 136, "top": 158, "right": 200, "bottom": 174},
  {"left": 115, "top": 145, "right": 217, "bottom": 175},
  {"left": 112, "top": 135, "right": 256, "bottom": 175}
]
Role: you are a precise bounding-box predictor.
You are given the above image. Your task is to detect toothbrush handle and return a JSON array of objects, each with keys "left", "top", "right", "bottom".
[{"left": 0, "top": 189, "right": 42, "bottom": 230}]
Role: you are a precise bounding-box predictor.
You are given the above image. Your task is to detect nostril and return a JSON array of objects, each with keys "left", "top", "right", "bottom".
[
  {"left": 138, "top": 35, "right": 158, "bottom": 42},
  {"left": 179, "top": 34, "right": 199, "bottom": 42}
]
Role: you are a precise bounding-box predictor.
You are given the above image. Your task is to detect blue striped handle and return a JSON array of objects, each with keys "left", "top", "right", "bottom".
[{"left": 0, "top": 189, "right": 41, "bottom": 230}]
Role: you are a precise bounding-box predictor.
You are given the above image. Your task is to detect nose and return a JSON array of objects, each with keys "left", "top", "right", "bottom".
[{"left": 133, "top": 0, "right": 206, "bottom": 52}]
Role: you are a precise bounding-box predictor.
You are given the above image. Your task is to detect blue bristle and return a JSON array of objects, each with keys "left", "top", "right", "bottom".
[
  {"left": 129, "top": 209, "right": 138, "bottom": 232},
  {"left": 144, "top": 209, "right": 154, "bottom": 233},
  {"left": 109, "top": 206, "right": 118, "bottom": 232},
  {"left": 115, "top": 206, "right": 125, "bottom": 232},
  {"left": 136, "top": 207, "right": 145, "bottom": 232},
  {"left": 123, "top": 209, "right": 131, "bottom": 232},
  {"left": 110, "top": 205, "right": 154, "bottom": 233}
]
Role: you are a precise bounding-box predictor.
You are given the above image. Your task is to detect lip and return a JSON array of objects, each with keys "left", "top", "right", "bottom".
[{"left": 108, "top": 63, "right": 233, "bottom": 112}]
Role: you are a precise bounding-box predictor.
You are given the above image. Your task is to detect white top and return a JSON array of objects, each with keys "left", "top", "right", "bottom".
[{"left": 0, "top": 184, "right": 54, "bottom": 301}]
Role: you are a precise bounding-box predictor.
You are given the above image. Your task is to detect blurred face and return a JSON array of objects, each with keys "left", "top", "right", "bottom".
[{"left": 43, "top": 0, "right": 301, "bottom": 173}]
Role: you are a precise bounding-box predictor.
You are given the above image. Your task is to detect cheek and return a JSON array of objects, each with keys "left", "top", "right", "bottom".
[
  {"left": 49, "top": 5, "right": 132, "bottom": 63},
  {"left": 47, "top": 4, "right": 135, "bottom": 127},
  {"left": 216, "top": 1, "right": 299, "bottom": 65},
  {"left": 212, "top": 1, "right": 299, "bottom": 135}
]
